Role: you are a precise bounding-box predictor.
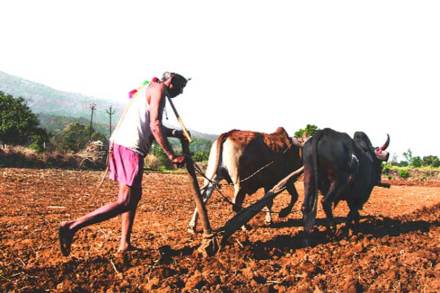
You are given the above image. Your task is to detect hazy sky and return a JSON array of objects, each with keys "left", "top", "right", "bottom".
[{"left": 1, "top": 1, "right": 439, "bottom": 159}]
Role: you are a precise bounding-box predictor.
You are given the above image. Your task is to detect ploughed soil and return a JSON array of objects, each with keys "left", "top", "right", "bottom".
[{"left": 1, "top": 168, "right": 440, "bottom": 292}]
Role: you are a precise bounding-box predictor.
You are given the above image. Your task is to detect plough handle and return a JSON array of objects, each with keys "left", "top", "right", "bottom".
[
  {"left": 167, "top": 97, "right": 192, "bottom": 142},
  {"left": 181, "top": 140, "right": 213, "bottom": 235}
]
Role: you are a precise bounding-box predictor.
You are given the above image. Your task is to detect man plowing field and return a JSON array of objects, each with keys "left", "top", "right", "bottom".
[{"left": 58, "top": 72, "right": 188, "bottom": 256}]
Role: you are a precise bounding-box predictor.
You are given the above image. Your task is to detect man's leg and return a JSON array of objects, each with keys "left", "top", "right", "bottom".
[
  {"left": 59, "top": 183, "right": 139, "bottom": 256},
  {"left": 119, "top": 184, "right": 142, "bottom": 252}
]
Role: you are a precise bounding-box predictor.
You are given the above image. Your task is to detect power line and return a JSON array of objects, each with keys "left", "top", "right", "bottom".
[
  {"left": 89, "top": 103, "right": 96, "bottom": 141},
  {"left": 106, "top": 105, "right": 116, "bottom": 138}
]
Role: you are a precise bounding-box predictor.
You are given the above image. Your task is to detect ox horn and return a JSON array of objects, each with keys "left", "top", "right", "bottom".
[{"left": 380, "top": 134, "right": 390, "bottom": 151}]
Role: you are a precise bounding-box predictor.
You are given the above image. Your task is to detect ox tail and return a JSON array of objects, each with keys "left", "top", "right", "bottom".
[
  {"left": 202, "top": 130, "right": 237, "bottom": 188},
  {"left": 188, "top": 131, "right": 236, "bottom": 233},
  {"left": 304, "top": 130, "right": 323, "bottom": 233}
]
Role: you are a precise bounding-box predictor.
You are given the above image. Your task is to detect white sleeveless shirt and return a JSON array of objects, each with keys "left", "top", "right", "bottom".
[{"left": 110, "top": 94, "right": 153, "bottom": 156}]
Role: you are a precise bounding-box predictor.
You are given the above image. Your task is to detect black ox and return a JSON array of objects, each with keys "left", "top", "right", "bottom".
[{"left": 302, "top": 128, "right": 390, "bottom": 233}]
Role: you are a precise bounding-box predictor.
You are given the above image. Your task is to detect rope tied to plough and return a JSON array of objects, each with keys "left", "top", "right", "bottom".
[{"left": 191, "top": 161, "right": 235, "bottom": 206}]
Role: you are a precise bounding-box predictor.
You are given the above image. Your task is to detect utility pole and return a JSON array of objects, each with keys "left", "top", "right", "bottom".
[
  {"left": 106, "top": 105, "right": 116, "bottom": 138},
  {"left": 89, "top": 103, "right": 96, "bottom": 141}
]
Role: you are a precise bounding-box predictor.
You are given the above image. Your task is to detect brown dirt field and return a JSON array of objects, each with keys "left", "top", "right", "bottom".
[{"left": 1, "top": 168, "right": 440, "bottom": 292}]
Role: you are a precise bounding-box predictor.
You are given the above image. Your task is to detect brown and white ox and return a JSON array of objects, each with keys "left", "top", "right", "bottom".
[{"left": 188, "top": 127, "right": 303, "bottom": 233}]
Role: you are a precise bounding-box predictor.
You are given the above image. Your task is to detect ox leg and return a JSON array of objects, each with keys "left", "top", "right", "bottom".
[
  {"left": 322, "top": 178, "right": 350, "bottom": 234},
  {"left": 263, "top": 187, "right": 273, "bottom": 225},
  {"left": 231, "top": 188, "right": 249, "bottom": 231},
  {"left": 302, "top": 167, "right": 318, "bottom": 234},
  {"left": 321, "top": 181, "right": 339, "bottom": 234},
  {"left": 279, "top": 181, "right": 299, "bottom": 218},
  {"left": 232, "top": 187, "right": 246, "bottom": 213},
  {"left": 187, "top": 182, "right": 217, "bottom": 234},
  {"left": 345, "top": 202, "right": 361, "bottom": 234}
]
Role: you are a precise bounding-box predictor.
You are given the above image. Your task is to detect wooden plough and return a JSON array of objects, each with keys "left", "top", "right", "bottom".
[
  {"left": 181, "top": 139, "right": 219, "bottom": 256},
  {"left": 218, "top": 166, "right": 304, "bottom": 248}
]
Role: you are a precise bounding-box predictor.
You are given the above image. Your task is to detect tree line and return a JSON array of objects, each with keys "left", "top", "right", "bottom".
[
  {"left": 1, "top": 92, "right": 439, "bottom": 169},
  {"left": 0, "top": 92, "right": 211, "bottom": 166}
]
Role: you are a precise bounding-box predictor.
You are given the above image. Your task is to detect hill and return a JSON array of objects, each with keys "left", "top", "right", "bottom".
[
  {"left": 37, "top": 113, "right": 110, "bottom": 137},
  {"left": 0, "top": 70, "right": 217, "bottom": 143},
  {"left": 0, "top": 70, "right": 123, "bottom": 125}
]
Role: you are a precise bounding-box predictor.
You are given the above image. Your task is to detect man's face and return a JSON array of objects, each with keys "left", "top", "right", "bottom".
[{"left": 166, "top": 75, "right": 187, "bottom": 98}]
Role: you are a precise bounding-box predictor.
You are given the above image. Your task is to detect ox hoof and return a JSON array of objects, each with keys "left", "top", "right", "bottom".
[{"left": 197, "top": 237, "right": 220, "bottom": 257}]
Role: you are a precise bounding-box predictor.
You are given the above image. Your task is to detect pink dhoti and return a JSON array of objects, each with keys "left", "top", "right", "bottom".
[{"left": 108, "top": 143, "right": 144, "bottom": 187}]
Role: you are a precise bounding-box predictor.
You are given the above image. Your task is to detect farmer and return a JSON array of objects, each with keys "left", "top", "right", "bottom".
[{"left": 58, "top": 72, "right": 188, "bottom": 256}]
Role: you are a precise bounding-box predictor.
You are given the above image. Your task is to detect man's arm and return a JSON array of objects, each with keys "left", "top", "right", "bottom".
[
  {"left": 161, "top": 126, "right": 175, "bottom": 137},
  {"left": 149, "top": 88, "right": 176, "bottom": 160},
  {"left": 162, "top": 126, "right": 187, "bottom": 140}
]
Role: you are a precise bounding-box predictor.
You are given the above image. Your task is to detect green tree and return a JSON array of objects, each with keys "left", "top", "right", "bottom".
[
  {"left": 192, "top": 150, "right": 209, "bottom": 162},
  {"left": 398, "top": 161, "right": 409, "bottom": 167},
  {"left": 294, "top": 124, "right": 319, "bottom": 138},
  {"left": 0, "top": 91, "right": 47, "bottom": 147},
  {"left": 149, "top": 137, "right": 212, "bottom": 168},
  {"left": 189, "top": 138, "right": 212, "bottom": 153},
  {"left": 422, "top": 155, "right": 440, "bottom": 167},
  {"left": 402, "top": 149, "right": 413, "bottom": 165},
  {"left": 28, "top": 128, "right": 50, "bottom": 152},
  {"left": 411, "top": 156, "right": 422, "bottom": 168},
  {"left": 53, "top": 122, "right": 107, "bottom": 152}
]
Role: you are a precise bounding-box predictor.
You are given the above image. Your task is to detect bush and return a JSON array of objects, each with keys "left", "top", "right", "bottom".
[
  {"left": 399, "top": 169, "right": 410, "bottom": 179},
  {"left": 192, "top": 150, "right": 209, "bottom": 162},
  {"left": 150, "top": 142, "right": 173, "bottom": 170},
  {"left": 382, "top": 164, "right": 391, "bottom": 175},
  {"left": 144, "top": 154, "right": 161, "bottom": 170},
  {"left": 53, "top": 123, "right": 107, "bottom": 152}
]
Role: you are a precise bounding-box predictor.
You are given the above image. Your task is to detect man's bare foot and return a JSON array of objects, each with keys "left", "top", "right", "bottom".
[
  {"left": 117, "top": 242, "right": 134, "bottom": 254},
  {"left": 58, "top": 222, "right": 74, "bottom": 256}
]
